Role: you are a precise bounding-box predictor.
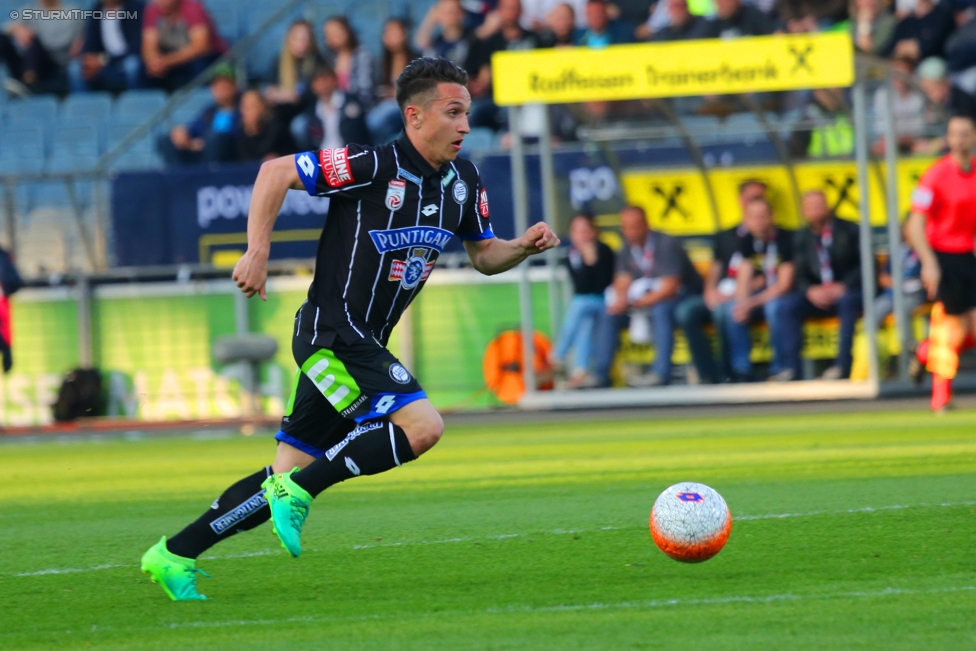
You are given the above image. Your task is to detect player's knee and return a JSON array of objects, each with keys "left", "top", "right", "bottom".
[{"left": 404, "top": 411, "right": 444, "bottom": 456}]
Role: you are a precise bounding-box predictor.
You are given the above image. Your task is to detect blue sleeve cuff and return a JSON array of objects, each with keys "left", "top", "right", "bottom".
[
  {"left": 294, "top": 152, "right": 320, "bottom": 196},
  {"left": 458, "top": 225, "right": 496, "bottom": 242}
]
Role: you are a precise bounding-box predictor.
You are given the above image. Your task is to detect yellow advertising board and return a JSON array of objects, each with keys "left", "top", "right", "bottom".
[
  {"left": 492, "top": 33, "right": 854, "bottom": 106},
  {"left": 619, "top": 158, "right": 936, "bottom": 236}
]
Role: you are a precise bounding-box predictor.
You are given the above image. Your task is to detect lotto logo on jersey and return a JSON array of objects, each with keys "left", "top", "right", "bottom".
[
  {"left": 320, "top": 147, "right": 354, "bottom": 188},
  {"left": 479, "top": 188, "right": 490, "bottom": 218}
]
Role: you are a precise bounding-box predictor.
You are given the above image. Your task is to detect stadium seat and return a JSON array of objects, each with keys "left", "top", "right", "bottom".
[
  {"left": 0, "top": 126, "right": 45, "bottom": 162},
  {"left": 114, "top": 89, "right": 168, "bottom": 122},
  {"left": 208, "top": 4, "right": 241, "bottom": 44},
  {"left": 464, "top": 128, "right": 497, "bottom": 153},
  {"left": 3, "top": 96, "right": 58, "bottom": 126},
  {"left": 61, "top": 92, "right": 114, "bottom": 122},
  {"left": 51, "top": 125, "right": 101, "bottom": 159},
  {"left": 243, "top": 0, "right": 305, "bottom": 81},
  {"left": 167, "top": 87, "right": 214, "bottom": 128}
]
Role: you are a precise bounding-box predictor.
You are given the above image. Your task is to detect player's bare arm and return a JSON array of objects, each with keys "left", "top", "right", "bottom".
[
  {"left": 462, "top": 222, "right": 560, "bottom": 275},
  {"left": 232, "top": 156, "right": 304, "bottom": 300},
  {"left": 905, "top": 210, "right": 940, "bottom": 299}
]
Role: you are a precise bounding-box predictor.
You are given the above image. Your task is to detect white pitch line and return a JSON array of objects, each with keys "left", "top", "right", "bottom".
[{"left": 10, "top": 500, "right": 976, "bottom": 578}]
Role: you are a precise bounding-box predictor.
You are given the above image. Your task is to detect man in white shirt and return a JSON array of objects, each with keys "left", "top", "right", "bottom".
[{"left": 69, "top": 0, "right": 144, "bottom": 92}]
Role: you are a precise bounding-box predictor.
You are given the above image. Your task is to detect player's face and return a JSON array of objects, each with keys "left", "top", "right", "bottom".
[
  {"left": 947, "top": 117, "right": 976, "bottom": 158},
  {"left": 418, "top": 82, "right": 471, "bottom": 164},
  {"left": 802, "top": 192, "right": 830, "bottom": 228}
]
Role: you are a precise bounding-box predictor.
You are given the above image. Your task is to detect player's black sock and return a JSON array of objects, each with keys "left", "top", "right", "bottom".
[
  {"left": 291, "top": 420, "right": 416, "bottom": 497},
  {"left": 166, "top": 467, "right": 272, "bottom": 559}
]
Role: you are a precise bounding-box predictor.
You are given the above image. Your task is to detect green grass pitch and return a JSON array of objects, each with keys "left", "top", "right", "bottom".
[{"left": 2, "top": 407, "right": 976, "bottom": 650}]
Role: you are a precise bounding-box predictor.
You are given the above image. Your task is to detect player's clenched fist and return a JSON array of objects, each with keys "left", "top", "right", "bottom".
[
  {"left": 520, "top": 222, "right": 560, "bottom": 255},
  {"left": 233, "top": 249, "right": 269, "bottom": 300}
]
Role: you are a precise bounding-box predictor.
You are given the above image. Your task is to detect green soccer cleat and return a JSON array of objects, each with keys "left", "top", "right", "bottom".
[
  {"left": 263, "top": 467, "right": 312, "bottom": 558},
  {"left": 140, "top": 537, "right": 209, "bottom": 601}
]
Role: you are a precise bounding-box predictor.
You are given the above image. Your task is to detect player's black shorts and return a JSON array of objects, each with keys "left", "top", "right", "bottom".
[
  {"left": 275, "top": 333, "right": 426, "bottom": 458},
  {"left": 935, "top": 251, "right": 976, "bottom": 316}
]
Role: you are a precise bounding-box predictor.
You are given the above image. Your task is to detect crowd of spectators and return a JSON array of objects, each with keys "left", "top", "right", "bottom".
[
  {"left": 553, "top": 184, "right": 895, "bottom": 388},
  {"left": 2, "top": 0, "right": 975, "bottom": 163}
]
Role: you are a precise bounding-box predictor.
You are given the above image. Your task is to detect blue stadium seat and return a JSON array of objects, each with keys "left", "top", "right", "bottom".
[
  {"left": 0, "top": 126, "right": 45, "bottom": 162},
  {"left": 243, "top": 0, "right": 305, "bottom": 82},
  {"left": 114, "top": 89, "right": 168, "bottom": 121},
  {"left": 680, "top": 115, "right": 721, "bottom": 144},
  {"left": 464, "top": 128, "right": 496, "bottom": 153},
  {"left": 167, "top": 87, "right": 214, "bottom": 128},
  {"left": 110, "top": 148, "right": 164, "bottom": 172},
  {"left": 3, "top": 96, "right": 58, "bottom": 126},
  {"left": 61, "top": 92, "right": 114, "bottom": 122},
  {"left": 51, "top": 125, "right": 101, "bottom": 158},
  {"left": 208, "top": 4, "right": 241, "bottom": 44}
]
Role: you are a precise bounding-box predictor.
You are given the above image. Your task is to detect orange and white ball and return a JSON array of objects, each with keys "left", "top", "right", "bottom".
[{"left": 650, "top": 482, "right": 732, "bottom": 563}]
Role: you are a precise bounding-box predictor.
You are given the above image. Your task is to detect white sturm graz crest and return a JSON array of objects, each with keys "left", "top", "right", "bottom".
[
  {"left": 453, "top": 179, "right": 468, "bottom": 205},
  {"left": 389, "top": 363, "right": 411, "bottom": 384},
  {"left": 385, "top": 179, "right": 407, "bottom": 211}
]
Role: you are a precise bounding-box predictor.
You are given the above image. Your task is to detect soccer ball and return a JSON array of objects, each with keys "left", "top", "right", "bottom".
[{"left": 650, "top": 482, "right": 732, "bottom": 563}]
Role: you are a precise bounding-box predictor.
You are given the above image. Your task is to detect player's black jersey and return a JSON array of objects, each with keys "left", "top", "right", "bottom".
[{"left": 292, "top": 132, "right": 494, "bottom": 347}]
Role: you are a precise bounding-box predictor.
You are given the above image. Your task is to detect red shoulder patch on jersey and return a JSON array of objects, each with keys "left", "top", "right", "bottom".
[
  {"left": 320, "top": 147, "right": 354, "bottom": 188},
  {"left": 479, "top": 188, "right": 490, "bottom": 218}
]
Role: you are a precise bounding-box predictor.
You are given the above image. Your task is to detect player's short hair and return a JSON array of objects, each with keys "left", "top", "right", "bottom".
[
  {"left": 395, "top": 57, "right": 469, "bottom": 115},
  {"left": 311, "top": 63, "right": 337, "bottom": 81}
]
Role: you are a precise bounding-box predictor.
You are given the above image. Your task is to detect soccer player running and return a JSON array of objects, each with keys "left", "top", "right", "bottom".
[
  {"left": 906, "top": 115, "right": 976, "bottom": 412},
  {"left": 140, "top": 58, "right": 560, "bottom": 600}
]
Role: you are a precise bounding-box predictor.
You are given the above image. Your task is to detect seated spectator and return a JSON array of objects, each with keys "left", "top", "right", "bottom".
[
  {"left": 368, "top": 18, "right": 418, "bottom": 145},
  {"left": 945, "top": 5, "right": 976, "bottom": 75},
  {"left": 322, "top": 16, "right": 373, "bottom": 110},
  {"left": 914, "top": 57, "right": 976, "bottom": 153},
  {"left": 722, "top": 199, "right": 796, "bottom": 382},
  {"left": 875, "top": 231, "right": 926, "bottom": 331},
  {"left": 466, "top": 0, "right": 540, "bottom": 130},
  {"left": 649, "top": 0, "right": 710, "bottom": 41},
  {"left": 541, "top": 2, "right": 579, "bottom": 46},
  {"left": 159, "top": 64, "right": 238, "bottom": 165},
  {"left": 882, "top": 0, "right": 954, "bottom": 63},
  {"left": 593, "top": 205, "right": 705, "bottom": 387},
  {"left": 69, "top": 0, "right": 144, "bottom": 93},
  {"left": 676, "top": 179, "right": 767, "bottom": 385},
  {"left": 610, "top": 0, "right": 657, "bottom": 32},
  {"left": 778, "top": 191, "right": 865, "bottom": 381},
  {"left": 236, "top": 89, "right": 295, "bottom": 162},
  {"left": 142, "top": 0, "right": 227, "bottom": 92},
  {"left": 552, "top": 214, "right": 615, "bottom": 389},
  {"left": 0, "top": 0, "right": 83, "bottom": 94},
  {"left": 522, "top": 0, "right": 586, "bottom": 32},
  {"left": 264, "top": 20, "right": 324, "bottom": 105},
  {"left": 851, "top": 0, "right": 898, "bottom": 55},
  {"left": 291, "top": 64, "right": 370, "bottom": 152},
  {"left": 417, "top": 0, "right": 475, "bottom": 65},
  {"left": 575, "top": 0, "right": 632, "bottom": 47},
  {"left": 872, "top": 57, "right": 927, "bottom": 155},
  {"left": 704, "top": 0, "right": 775, "bottom": 38}
]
